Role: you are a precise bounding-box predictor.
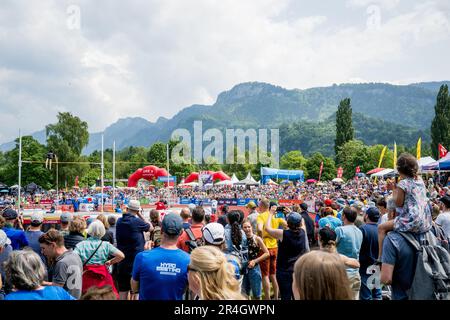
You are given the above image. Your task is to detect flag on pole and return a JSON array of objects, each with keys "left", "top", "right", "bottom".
[
  {"left": 416, "top": 137, "right": 421, "bottom": 160},
  {"left": 393, "top": 142, "right": 397, "bottom": 169},
  {"left": 355, "top": 166, "right": 360, "bottom": 174},
  {"left": 439, "top": 144, "right": 448, "bottom": 159},
  {"left": 337, "top": 167, "right": 343, "bottom": 178},
  {"left": 74, "top": 176, "right": 79, "bottom": 188},
  {"left": 377, "top": 146, "right": 387, "bottom": 168},
  {"left": 318, "top": 161, "right": 324, "bottom": 181}
]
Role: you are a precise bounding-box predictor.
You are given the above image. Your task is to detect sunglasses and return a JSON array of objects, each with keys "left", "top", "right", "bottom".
[{"left": 187, "top": 265, "right": 198, "bottom": 272}]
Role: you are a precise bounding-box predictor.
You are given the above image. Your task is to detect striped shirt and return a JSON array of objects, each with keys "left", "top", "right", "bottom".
[{"left": 74, "top": 238, "right": 118, "bottom": 265}]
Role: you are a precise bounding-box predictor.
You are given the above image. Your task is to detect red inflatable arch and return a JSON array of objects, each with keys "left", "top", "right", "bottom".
[
  {"left": 184, "top": 171, "right": 231, "bottom": 183},
  {"left": 128, "top": 165, "right": 170, "bottom": 187}
]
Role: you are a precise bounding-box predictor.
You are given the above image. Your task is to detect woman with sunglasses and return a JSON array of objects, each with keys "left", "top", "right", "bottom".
[{"left": 188, "top": 246, "right": 246, "bottom": 300}]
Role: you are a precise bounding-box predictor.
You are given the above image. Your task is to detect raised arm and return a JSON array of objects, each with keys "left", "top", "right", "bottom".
[{"left": 265, "top": 210, "right": 283, "bottom": 241}]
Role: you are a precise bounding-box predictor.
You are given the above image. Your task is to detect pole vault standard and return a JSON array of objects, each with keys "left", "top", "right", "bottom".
[
  {"left": 18, "top": 130, "right": 22, "bottom": 213},
  {"left": 112, "top": 140, "right": 116, "bottom": 209},
  {"left": 101, "top": 134, "right": 104, "bottom": 213}
]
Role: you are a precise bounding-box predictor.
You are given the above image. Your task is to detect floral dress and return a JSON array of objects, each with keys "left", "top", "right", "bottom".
[{"left": 394, "top": 177, "right": 432, "bottom": 233}]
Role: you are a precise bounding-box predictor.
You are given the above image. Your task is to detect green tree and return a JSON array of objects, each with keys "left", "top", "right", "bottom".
[
  {"left": 305, "top": 152, "right": 336, "bottom": 181},
  {"left": 335, "top": 98, "right": 354, "bottom": 158},
  {"left": 46, "top": 112, "right": 89, "bottom": 186},
  {"left": 431, "top": 85, "right": 449, "bottom": 159},
  {"left": 335, "top": 140, "right": 370, "bottom": 179},
  {"left": 280, "top": 151, "right": 308, "bottom": 176}
]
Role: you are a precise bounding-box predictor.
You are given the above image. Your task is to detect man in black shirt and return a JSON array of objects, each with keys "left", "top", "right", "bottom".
[{"left": 300, "top": 203, "right": 315, "bottom": 247}]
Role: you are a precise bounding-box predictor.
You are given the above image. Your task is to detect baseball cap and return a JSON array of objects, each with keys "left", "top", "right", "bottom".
[
  {"left": 161, "top": 213, "right": 183, "bottom": 236},
  {"left": 2, "top": 208, "right": 18, "bottom": 220},
  {"left": 366, "top": 207, "right": 380, "bottom": 222},
  {"left": 246, "top": 201, "right": 257, "bottom": 209},
  {"left": 60, "top": 212, "right": 73, "bottom": 223},
  {"left": 31, "top": 212, "right": 44, "bottom": 224},
  {"left": 440, "top": 195, "right": 450, "bottom": 208},
  {"left": 202, "top": 222, "right": 225, "bottom": 245},
  {"left": 0, "top": 230, "right": 11, "bottom": 247},
  {"left": 324, "top": 199, "right": 333, "bottom": 206},
  {"left": 287, "top": 212, "right": 302, "bottom": 227}
]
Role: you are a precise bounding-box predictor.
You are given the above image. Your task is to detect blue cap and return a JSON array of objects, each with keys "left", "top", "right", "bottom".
[
  {"left": 366, "top": 207, "right": 380, "bottom": 222},
  {"left": 162, "top": 213, "right": 183, "bottom": 235},
  {"left": 2, "top": 208, "right": 18, "bottom": 220},
  {"left": 287, "top": 212, "right": 302, "bottom": 227}
]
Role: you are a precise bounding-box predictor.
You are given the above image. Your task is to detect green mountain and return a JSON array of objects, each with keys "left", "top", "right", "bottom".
[{"left": 1, "top": 81, "right": 444, "bottom": 155}]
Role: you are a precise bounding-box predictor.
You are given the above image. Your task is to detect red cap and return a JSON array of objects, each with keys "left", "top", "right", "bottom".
[{"left": 324, "top": 199, "right": 333, "bottom": 206}]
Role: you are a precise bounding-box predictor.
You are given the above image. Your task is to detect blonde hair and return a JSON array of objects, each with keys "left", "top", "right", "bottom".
[
  {"left": 69, "top": 217, "right": 87, "bottom": 233},
  {"left": 97, "top": 214, "right": 110, "bottom": 229},
  {"left": 293, "top": 251, "right": 353, "bottom": 300},
  {"left": 189, "top": 246, "right": 246, "bottom": 300}
]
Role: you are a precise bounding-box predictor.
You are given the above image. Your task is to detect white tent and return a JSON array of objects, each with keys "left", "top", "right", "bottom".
[
  {"left": 236, "top": 172, "right": 259, "bottom": 185},
  {"left": 418, "top": 156, "right": 436, "bottom": 171},
  {"left": 266, "top": 179, "right": 278, "bottom": 185},
  {"left": 332, "top": 178, "right": 344, "bottom": 183},
  {"left": 371, "top": 168, "right": 395, "bottom": 178},
  {"left": 230, "top": 173, "right": 239, "bottom": 184},
  {"left": 215, "top": 180, "right": 234, "bottom": 186},
  {"left": 178, "top": 182, "right": 199, "bottom": 187}
]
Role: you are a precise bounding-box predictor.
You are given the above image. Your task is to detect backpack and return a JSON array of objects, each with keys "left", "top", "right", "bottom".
[
  {"left": 399, "top": 231, "right": 450, "bottom": 300},
  {"left": 228, "top": 241, "right": 249, "bottom": 275},
  {"left": 184, "top": 228, "right": 204, "bottom": 253},
  {"left": 151, "top": 226, "right": 162, "bottom": 248}
]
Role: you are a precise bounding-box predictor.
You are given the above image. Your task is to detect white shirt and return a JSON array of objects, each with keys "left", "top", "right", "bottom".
[{"left": 436, "top": 211, "right": 450, "bottom": 238}]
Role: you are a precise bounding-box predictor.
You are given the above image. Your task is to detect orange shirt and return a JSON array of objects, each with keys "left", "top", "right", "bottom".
[{"left": 176, "top": 224, "right": 203, "bottom": 253}]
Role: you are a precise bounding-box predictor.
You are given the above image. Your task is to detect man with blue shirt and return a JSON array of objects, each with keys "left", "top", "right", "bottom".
[
  {"left": 131, "top": 213, "right": 190, "bottom": 300},
  {"left": 359, "top": 207, "right": 382, "bottom": 300},
  {"left": 2, "top": 208, "right": 28, "bottom": 250},
  {"left": 335, "top": 207, "right": 363, "bottom": 300},
  {"left": 116, "top": 200, "right": 152, "bottom": 300},
  {"left": 25, "top": 212, "right": 45, "bottom": 263}
]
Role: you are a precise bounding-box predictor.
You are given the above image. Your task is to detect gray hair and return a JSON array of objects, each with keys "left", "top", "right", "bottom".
[
  {"left": 5, "top": 250, "right": 46, "bottom": 290},
  {"left": 87, "top": 220, "right": 106, "bottom": 239}
]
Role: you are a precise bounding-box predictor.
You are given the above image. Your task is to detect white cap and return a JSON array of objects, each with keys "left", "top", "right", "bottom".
[
  {"left": 31, "top": 212, "right": 44, "bottom": 224},
  {"left": 0, "top": 229, "right": 11, "bottom": 247},
  {"left": 202, "top": 223, "right": 225, "bottom": 245},
  {"left": 127, "top": 200, "right": 141, "bottom": 212}
]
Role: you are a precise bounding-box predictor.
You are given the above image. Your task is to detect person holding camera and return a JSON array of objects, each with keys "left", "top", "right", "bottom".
[{"left": 264, "top": 206, "right": 308, "bottom": 300}]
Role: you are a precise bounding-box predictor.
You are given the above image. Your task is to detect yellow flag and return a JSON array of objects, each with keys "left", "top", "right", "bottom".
[
  {"left": 416, "top": 137, "right": 421, "bottom": 160},
  {"left": 393, "top": 142, "right": 397, "bottom": 169},
  {"left": 378, "top": 146, "right": 387, "bottom": 168}
]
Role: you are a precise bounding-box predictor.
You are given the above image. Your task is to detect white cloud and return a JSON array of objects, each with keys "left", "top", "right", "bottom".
[{"left": 0, "top": 0, "right": 449, "bottom": 144}]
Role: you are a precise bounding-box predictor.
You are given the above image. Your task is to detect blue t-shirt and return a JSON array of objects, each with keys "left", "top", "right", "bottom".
[
  {"left": 4, "top": 227, "right": 29, "bottom": 250},
  {"left": 382, "top": 231, "right": 417, "bottom": 300},
  {"left": 5, "top": 286, "right": 75, "bottom": 300},
  {"left": 318, "top": 216, "right": 342, "bottom": 231},
  {"left": 132, "top": 247, "right": 190, "bottom": 300},
  {"left": 359, "top": 223, "right": 379, "bottom": 272},
  {"left": 336, "top": 225, "right": 363, "bottom": 275},
  {"left": 25, "top": 230, "right": 45, "bottom": 260}
]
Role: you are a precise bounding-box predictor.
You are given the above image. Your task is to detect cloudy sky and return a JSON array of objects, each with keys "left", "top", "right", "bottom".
[{"left": 1, "top": 0, "right": 449, "bottom": 143}]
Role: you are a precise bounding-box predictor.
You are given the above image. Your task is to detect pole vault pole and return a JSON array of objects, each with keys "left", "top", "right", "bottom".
[
  {"left": 101, "top": 134, "right": 104, "bottom": 213},
  {"left": 18, "top": 130, "right": 22, "bottom": 213},
  {"left": 113, "top": 140, "right": 116, "bottom": 210}
]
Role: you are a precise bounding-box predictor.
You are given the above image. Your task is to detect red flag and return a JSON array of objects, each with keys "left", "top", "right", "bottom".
[
  {"left": 318, "top": 161, "right": 324, "bottom": 181},
  {"left": 337, "top": 167, "right": 343, "bottom": 178},
  {"left": 439, "top": 144, "right": 448, "bottom": 159},
  {"left": 355, "top": 166, "right": 360, "bottom": 174},
  {"left": 74, "top": 176, "right": 79, "bottom": 188}
]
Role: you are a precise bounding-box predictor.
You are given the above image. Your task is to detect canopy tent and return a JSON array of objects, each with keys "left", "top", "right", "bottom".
[
  {"left": 370, "top": 168, "right": 395, "bottom": 178},
  {"left": 230, "top": 173, "right": 240, "bottom": 184},
  {"left": 418, "top": 156, "right": 436, "bottom": 169},
  {"left": 260, "top": 167, "right": 304, "bottom": 184},
  {"left": 178, "top": 182, "right": 199, "bottom": 188},
  {"left": 306, "top": 179, "right": 317, "bottom": 184},
  {"left": 422, "top": 153, "right": 450, "bottom": 171},
  {"left": 235, "top": 172, "right": 259, "bottom": 186},
  {"left": 266, "top": 179, "right": 278, "bottom": 186},
  {"left": 214, "top": 180, "right": 234, "bottom": 186},
  {"left": 332, "top": 178, "right": 344, "bottom": 183},
  {"left": 366, "top": 168, "right": 385, "bottom": 175},
  {"left": 25, "top": 182, "right": 41, "bottom": 193}
]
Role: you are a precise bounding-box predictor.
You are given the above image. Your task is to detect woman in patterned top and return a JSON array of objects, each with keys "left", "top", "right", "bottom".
[
  {"left": 242, "top": 219, "right": 269, "bottom": 300},
  {"left": 377, "top": 153, "right": 433, "bottom": 260}
]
